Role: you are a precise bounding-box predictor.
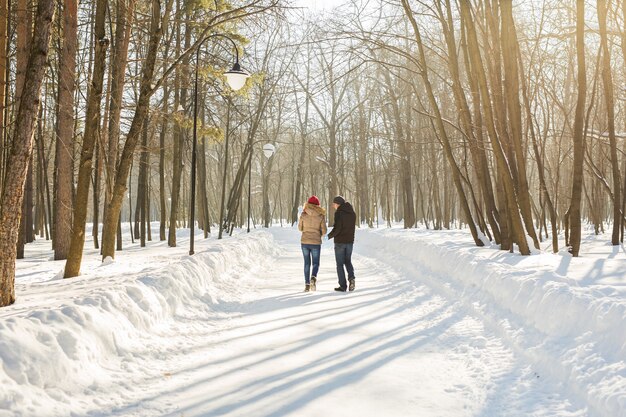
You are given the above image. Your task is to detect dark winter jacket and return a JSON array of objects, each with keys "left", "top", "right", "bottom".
[{"left": 328, "top": 202, "right": 356, "bottom": 244}]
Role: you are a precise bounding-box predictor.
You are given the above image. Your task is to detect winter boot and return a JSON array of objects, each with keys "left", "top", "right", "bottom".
[
  {"left": 304, "top": 284, "right": 311, "bottom": 292},
  {"left": 310, "top": 277, "right": 317, "bottom": 291},
  {"left": 349, "top": 279, "right": 355, "bottom": 292},
  {"left": 334, "top": 287, "right": 346, "bottom": 292}
]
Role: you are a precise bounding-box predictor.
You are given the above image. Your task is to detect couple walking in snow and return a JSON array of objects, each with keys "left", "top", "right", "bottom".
[{"left": 298, "top": 195, "right": 356, "bottom": 293}]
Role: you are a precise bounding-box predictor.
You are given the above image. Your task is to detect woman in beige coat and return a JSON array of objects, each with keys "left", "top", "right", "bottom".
[{"left": 298, "top": 195, "right": 327, "bottom": 292}]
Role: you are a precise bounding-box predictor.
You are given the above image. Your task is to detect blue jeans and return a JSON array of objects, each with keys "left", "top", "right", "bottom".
[
  {"left": 334, "top": 243, "right": 355, "bottom": 289},
  {"left": 301, "top": 244, "right": 321, "bottom": 284}
]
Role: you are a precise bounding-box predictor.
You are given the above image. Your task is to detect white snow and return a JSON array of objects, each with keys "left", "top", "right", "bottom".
[{"left": 1, "top": 224, "right": 625, "bottom": 417}]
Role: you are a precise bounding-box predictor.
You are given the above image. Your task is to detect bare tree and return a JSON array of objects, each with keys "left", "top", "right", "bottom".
[
  {"left": 568, "top": 0, "right": 587, "bottom": 257},
  {"left": 53, "top": 0, "right": 78, "bottom": 260},
  {"left": 597, "top": 0, "right": 621, "bottom": 246},
  {"left": 64, "top": 0, "right": 109, "bottom": 278},
  {"left": 0, "top": 0, "right": 55, "bottom": 306}
]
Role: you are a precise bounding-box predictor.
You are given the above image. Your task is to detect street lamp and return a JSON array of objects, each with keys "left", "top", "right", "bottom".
[
  {"left": 190, "top": 35, "right": 250, "bottom": 255},
  {"left": 262, "top": 143, "right": 276, "bottom": 158},
  {"left": 224, "top": 61, "right": 250, "bottom": 91},
  {"left": 248, "top": 142, "right": 275, "bottom": 233}
]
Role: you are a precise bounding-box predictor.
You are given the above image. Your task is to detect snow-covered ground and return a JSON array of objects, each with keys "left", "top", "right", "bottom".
[{"left": 1, "top": 224, "right": 625, "bottom": 417}]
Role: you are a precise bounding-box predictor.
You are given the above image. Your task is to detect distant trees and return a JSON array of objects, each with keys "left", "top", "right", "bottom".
[{"left": 352, "top": 0, "right": 625, "bottom": 256}]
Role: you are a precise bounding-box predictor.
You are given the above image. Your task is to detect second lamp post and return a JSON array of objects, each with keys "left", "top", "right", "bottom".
[{"left": 189, "top": 35, "right": 249, "bottom": 255}]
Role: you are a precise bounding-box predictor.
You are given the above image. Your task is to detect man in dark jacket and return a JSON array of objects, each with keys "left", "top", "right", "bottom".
[{"left": 327, "top": 195, "right": 356, "bottom": 292}]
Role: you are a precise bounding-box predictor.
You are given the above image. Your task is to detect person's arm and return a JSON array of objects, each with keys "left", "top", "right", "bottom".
[
  {"left": 320, "top": 216, "right": 328, "bottom": 236},
  {"left": 298, "top": 213, "right": 304, "bottom": 232},
  {"left": 328, "top": 211, "right": 342, "bottom": 239}
]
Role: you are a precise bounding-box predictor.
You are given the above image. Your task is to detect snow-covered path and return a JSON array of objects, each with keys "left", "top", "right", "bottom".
[
  {"left": 88, "top": 229, "right": 587, "bottom": 417},
  {"left": 6, "top": 226, "right": 625, "bottom": 416}
]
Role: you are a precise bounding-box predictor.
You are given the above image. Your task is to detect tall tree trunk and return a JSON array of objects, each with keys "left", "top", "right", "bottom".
[
  {"left": 218, "top": 101, "right": 231, "bottom": 239},
  {"left": 459, "top": 18, "right": 502, "bottom": 243},
  {"left": 442, "top": 0, "right": 500, "bottom": 243},
  {"left": 101, "top": 0, "right": 171, "bottom": 260},
  {"left": 53, "top": 0, "right": 76, "bottom": 260},
  {"left": 0, "top": 0, "right": 54, "bottom": 307},
  {"left": 500, "top": 0, "right": 540, "bottom": 249},
  {"left": 64, "top": 0, "right": 109, "bottom": 278},
  {"left": 598, "top": 0, "right": 621, "bottom": 245},
  {"left": 145, "top": 155, "right": 152, "bottom": 242},
  {"left": 263, "top": 153, "right": 275, "bottom": 228},
  {"left": 94, "top": 59, "right": 113, "bottom": 250},
  {"left": 327, "top": 125, "right": 338, "bottom": 225},
  {"left": 102, "top": 0, "right": 135, "bottom": 248},
  {"left": 291, "top": 79, "right": 311, "bottom": 226},
  {"left": 35, "top": 106, "right": 50, "bottom": 240},
  {"left": 15, "top": 0, "right": 32, "bottom": 259},
  {"left": 356, "top": 95, "right": 370, "bottom": 226},
  {"left": 139, "top": 116, "right": 149, "bottom": 247},
  {"left": 401, "top": 96, "right": 415, "bottom": 228},
  {"left": 516, "top": 22, "right": 559, "bottom": 253},
  {"left": 134, "top": 120, "right": 147, "bottom": 240},
  {"left": 459, "top": 0, "right": 529, "bottom": 254},
  {"left": 198, "top": 99, "right": 210, "bottom": 236},
  {"left": 158, "top": 84, "right": 169, "bottom": 241},
  {"left": 621, "top": 0, "right": 626, "bottom": 242},
  {"left": 22, "top": 158, "right": 34, "bottom": 246},
  {"left": 382, "top": 71, "right": 414, "bottom": 229},
  {"left": 168, "top": 5, "right": 188, "bottom": 247},
  {"left": 0, "top": 0, "right": 6, "bottom": 193},
  {"left": 567, "top": 0, "right": 587, "bottom": 256}
]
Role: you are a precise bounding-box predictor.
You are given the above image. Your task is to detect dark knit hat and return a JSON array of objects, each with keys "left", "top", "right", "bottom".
[
  {"left": 307, "top": 195, "right": 320, "bottom": 206},
  {"left": 333, "top": 195, "right": 345, "bottom": 205}
]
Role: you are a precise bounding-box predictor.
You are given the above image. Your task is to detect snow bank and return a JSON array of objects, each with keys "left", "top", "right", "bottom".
[
  {"left": 358, "top": 228, "right": 626, "bottom": 417},
  {"left": 0, "top": 232, "right": 278, "bottom": 417}
]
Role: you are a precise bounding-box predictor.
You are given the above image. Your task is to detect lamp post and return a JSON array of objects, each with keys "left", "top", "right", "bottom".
[
  {"left": 247, "top": 144, "right": 252, "bottom": 233},
  {"left": 247, "top": 143, "right": 275, "bottom": 233},
  {"left": 189, "top": 35, "right": 249, "bottom": 255}
]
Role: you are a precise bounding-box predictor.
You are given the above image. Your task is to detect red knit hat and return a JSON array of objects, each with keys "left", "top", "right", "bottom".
[{"left": 307, "top": 195, "right": 320, "bottom": 206}]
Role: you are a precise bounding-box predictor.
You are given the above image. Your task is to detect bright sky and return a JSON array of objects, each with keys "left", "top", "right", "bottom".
[{"left": 295, "top": 0, "right": 346, "bottom": 10}]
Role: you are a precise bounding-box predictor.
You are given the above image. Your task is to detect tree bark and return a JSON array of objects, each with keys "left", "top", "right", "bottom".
[
  {"left": 139, "top": 116, "right": 149, "bottom": 247},
  {"left": 218, "top": 101, "right": 231, "bottom": 239},
  {"left": 439, "top": 0, "right": 500, "bottom": 242},
  {"left": 291, "top": 68, "right": 311, "bottom": 226},
  {"left": 101, "top": 0, "right": 171, "bottom": 260},
  {"left": 64, "top": 0, "right": 109, "bottom": 278},
  {"left": 597, "top": 0, "right": 621, "bottom": 245},
  {"left": 500, "top": 0, "right": 540, "bottom": 249},
  {"left": 621, "top": 0, "right": 626, "bottom": 242},
  {"left": 459, "top": 0, "right": 529, "bottom": 254},
  {"left": 567, "top": 0, "right": 587, "bottom": 256},
  {"left": 168, "top": 4, "right": 188, "bottom": 247},
  {"left": 102, "top": 0, "right": 136, "bottom": 247},
  {"left": 0, "top": 0, "right": 6, "bottom": 193},
  {"left": 198, "top": 100, "right": 210, "bottom": 236},
  {"left": 15, "top": 0, "right": 32, "bottom": 259},
  {"left": 159, "top": 84, "right": 170, "bottom": 241},
  {"left": 0, "top": 0, "right": 54, "bottom": 306}
]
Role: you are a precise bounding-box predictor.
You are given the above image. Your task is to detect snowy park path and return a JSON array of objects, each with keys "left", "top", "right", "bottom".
[{"left": 98, "top": 229, "right": 588, "bottom": 417}]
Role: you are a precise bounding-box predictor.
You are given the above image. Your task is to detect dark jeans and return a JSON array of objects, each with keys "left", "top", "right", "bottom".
[
  {"left": 301, "top": 244, "right": 321, "bottom": 284},
  {"left": 334, "top": 243, "right": 355, "bottom": 289}
]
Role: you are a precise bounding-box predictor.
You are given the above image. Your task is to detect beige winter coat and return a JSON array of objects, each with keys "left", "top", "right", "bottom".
[{"left": 298, "top": 203, "right": 328, "bottom": 245}]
